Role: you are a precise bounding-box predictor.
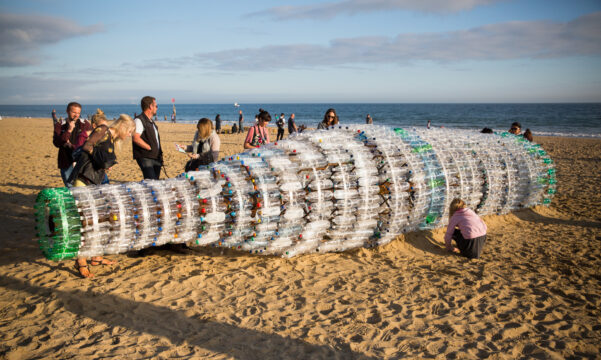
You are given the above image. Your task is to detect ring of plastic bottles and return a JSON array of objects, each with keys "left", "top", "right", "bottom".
[{"left": 35, "top": 125, "right": 556, "bottom": 260}]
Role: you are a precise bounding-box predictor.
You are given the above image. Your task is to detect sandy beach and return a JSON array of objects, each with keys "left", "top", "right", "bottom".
[{"left": 0, "top": 117, "right": 600, "bottom": 359}]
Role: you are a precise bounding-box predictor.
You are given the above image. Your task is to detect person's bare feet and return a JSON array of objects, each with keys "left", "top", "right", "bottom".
[
  {"left": 75, "top": 260, "right": 94, "bottom": 278},
  {"left": 90, "top": 257, "right": 116, "bottom": 266}
]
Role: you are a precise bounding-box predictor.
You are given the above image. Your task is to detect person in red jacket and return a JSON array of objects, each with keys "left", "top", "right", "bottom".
[{"left": 52, "top": 102, "right": 91, "bottom": 186}]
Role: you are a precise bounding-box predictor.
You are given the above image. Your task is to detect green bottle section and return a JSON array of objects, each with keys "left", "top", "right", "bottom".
[{"left": 34, "top": 187, "right": 81, "bottom": 260}]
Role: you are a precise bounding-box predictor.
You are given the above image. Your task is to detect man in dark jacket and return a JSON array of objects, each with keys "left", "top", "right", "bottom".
[
  {"left": 53, "top": 102, "right": 91, "bottom": 186},
  {"left": 132, "top": 96, "right": 163, "bottom": 179}
]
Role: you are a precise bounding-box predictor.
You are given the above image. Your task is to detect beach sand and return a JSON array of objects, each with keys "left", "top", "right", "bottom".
[{"left": 0, "top": 117, "right": 600, "bottom": 359}]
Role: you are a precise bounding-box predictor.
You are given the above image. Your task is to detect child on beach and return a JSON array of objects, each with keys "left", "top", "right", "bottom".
[{"left": 444, "top": 198, "right": 487, "bottom": 259}]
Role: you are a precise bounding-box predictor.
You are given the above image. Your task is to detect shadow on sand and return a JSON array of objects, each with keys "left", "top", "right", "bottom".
[
  {"left": 514, "top": 208, "right": 601, "bottom": 229},
  {"left": 0, "top": 275, "right": 376, "bottom": 359}
]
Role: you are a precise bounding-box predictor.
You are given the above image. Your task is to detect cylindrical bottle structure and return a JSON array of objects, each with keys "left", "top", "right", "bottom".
[{"left": 36, "top": 126, "right": 556, "bottom": 260}]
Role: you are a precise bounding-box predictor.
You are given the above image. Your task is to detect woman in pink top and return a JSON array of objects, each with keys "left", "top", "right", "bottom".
[
  {"left": 444, "top": 198, "right": 487, "bottom": 259},
  {"left": 244, "top": 110, "right": 271, "bottom": 149}
]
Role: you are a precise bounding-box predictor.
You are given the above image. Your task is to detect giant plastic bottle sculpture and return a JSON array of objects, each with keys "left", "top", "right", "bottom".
[{"left": 35, "top": 126, "right": 556, "bottom": 260}]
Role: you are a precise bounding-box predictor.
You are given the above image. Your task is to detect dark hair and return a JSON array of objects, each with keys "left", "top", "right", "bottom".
[
  {"left": 322, "top": 108, "right": 339, "bottom": 125},
  {"left": 141, "top": 96, "right": 156, "bottom": 111},
  {"left": 258, "top": 110, "right": 271, "bottom": 123},
  {"left": 480, "top": 127, "right": 493, "bottom": 134},
  {"left": 523, "top": 128, "right": 533, "bottom": 142},
  {"left": 66, "top": 102, "right": 82, "bottom": 112},
  {"left": 511, "top": 122, "right": 521, "bottom": 129}
]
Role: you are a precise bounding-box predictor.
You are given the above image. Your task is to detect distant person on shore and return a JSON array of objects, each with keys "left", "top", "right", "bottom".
[
  {"left": 288, "top": 113, "right": 298, "bottom": 135},
  {"left": 52, "top": 109, "right": 58, "bottom": 125},
  {"left": 215, "top": 114, "right": 222, "bottom": 134},
  {"left": 71, "top": 111, "right": 135, "bottom": 278},
  {"left": 481, "top": 127, "right": 493, "bottom": 134},
  {"left": 171, "top": 113, "right": 176, "bottom": 123},
  {"left": 53, "top": 102, "right": 91, "bottom": 186},
  {"left": 133, "top": 96, "right": 163, "bottom": 180},
  {"left": 179, "top": 118, "right": 221, "bottom": 172},
  {"left": 366, "top": 114, "right": 372, "bottom": 124},
  {"left": 427, "top": 120, "right": 431, "bottom": 129},
  {"left": 508, "top": 122, "right": 521, "bottom": 135},
  {"left": 238, "top": 110, "right": 244, "bottom": 133},
  {"left": 317, "top": 108, "right": 339, "bottom": 130},
  {"left": 523, "top": 128, "right": 533, "bottom": 142},
  {"left": 276, "top": 113, "right": 285, "bottom": 141},
  {"left": 244, "top": 110, "right": 271, "bottom": 149},
  {"left": 444, "top": 198, "right": 487, "bottom": 259}
]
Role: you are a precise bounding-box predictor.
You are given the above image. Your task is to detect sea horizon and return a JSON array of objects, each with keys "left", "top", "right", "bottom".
[{"left": 2, "top": 102, "right": 600, "bottom": 138}]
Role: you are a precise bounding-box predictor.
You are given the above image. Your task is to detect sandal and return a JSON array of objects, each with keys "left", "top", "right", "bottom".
[
  {"left": 90, "top": 257, "right": 117, "bottom": 266},
  {"left": 74, "top": 261, "right": 94, "bottom": 278}
]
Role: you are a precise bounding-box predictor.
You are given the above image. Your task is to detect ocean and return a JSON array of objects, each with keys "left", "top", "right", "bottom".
[{"left": 1, "top": 103, "right": 600, "bottom": 138}]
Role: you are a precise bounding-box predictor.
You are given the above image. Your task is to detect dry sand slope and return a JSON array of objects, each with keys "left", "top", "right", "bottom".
[{"left": 0, "top": 117, "right": 599, "bottom": 359}]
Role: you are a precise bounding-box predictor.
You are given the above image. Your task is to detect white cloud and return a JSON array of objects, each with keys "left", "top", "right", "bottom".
[
  {"left": 0, "top": 12, "right": 103, "bottom": 67},
  {"left": 185, "top": 12, "right": 601, "bottom": 71},
  {"left": 251, "top": 0, "right": 503, "bottom": 20}
]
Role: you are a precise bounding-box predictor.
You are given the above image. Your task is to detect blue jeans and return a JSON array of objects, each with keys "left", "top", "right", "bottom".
[
  {"left": 136, "top": 158, "right": 162, "bottom": 180},
  {"left": 60, "top": 166, "right": 73, "bottom": 187}
]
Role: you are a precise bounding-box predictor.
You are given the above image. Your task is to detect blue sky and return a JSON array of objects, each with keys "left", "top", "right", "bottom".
[{"left": 1, "top": 0, "right": 600, "bottom": 104}]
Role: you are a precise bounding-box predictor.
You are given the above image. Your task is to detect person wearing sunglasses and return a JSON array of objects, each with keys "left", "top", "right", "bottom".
[
  {"left": 508, "top": 122, "right": 522, "bottom": 135},
  {"left": 317, "top": 108, "right": 339, "bottom": 130}
]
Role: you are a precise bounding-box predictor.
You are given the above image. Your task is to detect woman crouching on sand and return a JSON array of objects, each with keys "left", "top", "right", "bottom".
[
  {"left": 444, "top": 198, "right": 487, "bottom": 259},
  {"left": 70, "top": 111, "right": 136, "bottom": 278}
]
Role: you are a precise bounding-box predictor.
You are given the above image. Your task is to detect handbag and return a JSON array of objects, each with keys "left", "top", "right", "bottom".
[{"left": 250, "top": 126, "right": 265, "bottom": 147}]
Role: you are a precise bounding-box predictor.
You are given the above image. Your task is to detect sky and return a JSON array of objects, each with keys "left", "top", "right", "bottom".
[{"left": 0, "top": 0, "right": 600, "bottom": 104}]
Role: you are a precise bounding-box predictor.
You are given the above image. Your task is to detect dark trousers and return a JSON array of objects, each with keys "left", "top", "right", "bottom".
[
  {"left": 452, "top": 229, "right": 486, "bottom": 259},
  {"left": 136, "top": 158, "right": 162, "bottom": 180},
  {"left": 238, "top": 122, "right": 244, "bottom": 133},
  {"left": 276, "top": 128, "right": 285, "bottom": 141}
]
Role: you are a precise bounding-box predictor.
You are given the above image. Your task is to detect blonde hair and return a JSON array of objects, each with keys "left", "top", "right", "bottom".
[
  {"left": 449, "top": 198, "right": 466, "bottom": 219},
  {"left": 91, "top": 109, "right": 108, "bottom": 127},
  {"left": 197, "top": 118, "right": 213, "bottom": 139},
  {"left": 110, "top": 114, "right": 135, "bottom": 142}
]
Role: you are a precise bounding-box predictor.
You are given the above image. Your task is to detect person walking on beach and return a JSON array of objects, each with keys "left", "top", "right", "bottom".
[
  {"left": 215, "top": 114, "right": 221, "bottom": 134},
  {"left": 133, "top": 96, "right": 163, "bottom": 180},
  {"left": 317, "top": 108, "right": 339, "bottom": 129},
  {"left": 276, "top": 113, "right": 285, "bottom": 141},
  {"left": 238, "top": 110, "right": 244, "bottom": 133},
  {"left": 366, "top": 114, "right": 372, "bottom": 124},
  {"left": 444, "top": 198, "right": 487, "bottom": 259},
  {"left": 53, "top": 102, "right": 91, "bottom": 186},
  {"left": 244, "top": 110, "right": 271, "bottom": 149},
  {"left": 288, "top": 113, "right": 298, "bottom": 135}
]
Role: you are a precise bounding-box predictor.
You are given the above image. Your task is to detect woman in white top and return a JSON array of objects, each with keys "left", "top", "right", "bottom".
[{"left": 179, "top": 118, "right": 220, "bottom": 171}]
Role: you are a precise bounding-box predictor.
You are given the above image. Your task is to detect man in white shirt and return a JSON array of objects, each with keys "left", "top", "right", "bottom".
[{"left": 132, "top": 96, "right": 163, "bottom": 179}]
